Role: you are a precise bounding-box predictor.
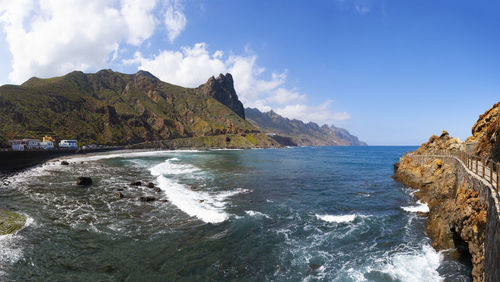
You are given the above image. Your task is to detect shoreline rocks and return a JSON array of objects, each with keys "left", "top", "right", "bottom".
[
  {"left": 76, "top": 177, "right": 92, "bottom": 186},
  {"left": 0, "top": 210, "right": 27, "bottom": 235}
]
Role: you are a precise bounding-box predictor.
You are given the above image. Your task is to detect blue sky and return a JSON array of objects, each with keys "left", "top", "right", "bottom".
[{"left": 0, "top": 0, "right": 498, "bottom": 145}]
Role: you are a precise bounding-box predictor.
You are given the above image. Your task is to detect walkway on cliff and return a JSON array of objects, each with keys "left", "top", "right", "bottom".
[{"left": 404, "top": 150, "right": 499, "bottom": 191}]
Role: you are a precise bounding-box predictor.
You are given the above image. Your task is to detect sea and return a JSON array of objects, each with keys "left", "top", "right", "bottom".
[{"left": 0, "top": 146, "right": 472, "bottom": 281}]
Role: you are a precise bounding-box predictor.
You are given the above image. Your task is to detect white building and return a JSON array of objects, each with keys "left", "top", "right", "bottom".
[
  {"left": 9, "top": 139, "right": 41, "bottom": 151},
  {"left": 59, "top": 140, "right": 78, "bottom": 149}
]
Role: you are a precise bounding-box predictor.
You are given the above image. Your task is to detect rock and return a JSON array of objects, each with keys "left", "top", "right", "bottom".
[
  {"left": 309, "top": 264, "right": 321, "bottom": 270},
  {"left": 146, "top": 182, "right": 155, "bottom": 188},
  {"left": 117, "top": 188, "right": 124, "bottom": 191},
  {"left": 154, "top": 187, "right": 161, "bottom": 192},
  {"left": 157, "top": 199, "right": 168, "bottom": 202},
  {"left": 0, "top": 210, "right": 27, "bottom": 235},
  {"left": 129, "top": 181, "right": 141, "bottom": 186},
  {"left": 76, "top": 177, "right": 92, "bottom": 186},
  {"left": 190, "top": 185, "right": 197, "bottom": 191},
  {"left": 195, "top": 73, "right": 245, "bottom": 119},
  {"left": 139, "top": 196, "right": 156, "bottom": 202},
  {"left": 115, "top": 192, "right": 124, "bottom": 199},
  {"left": 199, "top": 200, "right": 205, "bottom": 203},
  {"left": 61, "top": 161, "right": 69, "bottom": 165}
]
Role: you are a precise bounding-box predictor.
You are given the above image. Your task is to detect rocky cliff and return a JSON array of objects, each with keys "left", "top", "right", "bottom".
[
  {"left": 245, "top": 107, "right": 366, "bottom": 146},
  {"left": 0, "top": 70, "right": 276, "bottom": 148},
  {"left": 195, "top": 73, "right": 245, "bottom": 119},
  {"left": 394, "top": 101, "right": 500, "bottom": 281},
  {"left": 394, "top": 134, "right": 486, "bottom": 280},
  {"left": 467, "top": 102, "right": 500, "bottom": 162}
]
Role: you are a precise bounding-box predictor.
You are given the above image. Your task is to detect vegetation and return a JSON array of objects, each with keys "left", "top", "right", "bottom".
[
  {"left": 0, "top": 210, "right": 26, "bottom": 235},
  {"left": 0, "top": 70, "right": 274, "bottom": 148}
]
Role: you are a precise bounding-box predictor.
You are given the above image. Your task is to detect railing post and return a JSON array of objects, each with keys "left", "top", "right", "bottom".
[
  {"left": 490, "top": 161, "right": 493, "bottom": 184},
  {"left": 482, "top": 159, "right": 485, "bottom": 178},
  {"left": 497, "top": 165, "right": 499, "bottom": 192}
]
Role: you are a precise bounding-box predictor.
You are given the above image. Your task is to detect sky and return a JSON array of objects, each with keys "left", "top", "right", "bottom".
[{"left": 0, "top": 0, "right": 498, "bottom": 145}]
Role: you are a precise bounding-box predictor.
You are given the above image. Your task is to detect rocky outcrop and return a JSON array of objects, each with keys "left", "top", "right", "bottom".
[
  {"left": 467, "top": 102, "right": 500, "bottom": 162},
  {"left": 245, "top": 107, "right": 367, "bottom": 146},
  {"left": 76, "top": 177, "right": 92, "bottom": 186},
  {"left": 394, "top": 131, "right": 487, "bottom": 281},
  {"left": 395, "top": 154, "right": 486, "bottom": 281},
  {"left": 413, "top": 130, "right": 463, "bottom": 155},
  {"left": 195, "top": 73, "right": 245, "bottom": 119},
  {"left": 0, "top": 210, "right": 27, "bottom": 235}
]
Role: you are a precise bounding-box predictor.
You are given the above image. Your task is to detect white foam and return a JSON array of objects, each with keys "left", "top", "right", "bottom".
[
  {"left": 245, "top": 210, "right": 272, "bottom": 219},
  {"left": 149, "top": 159, "right": 200, "bottom": 176},
  {"left": 66, "top": 149, "right": 200, "bottom": 163},
  {"left": 0, "top": 214, "right": 34, "bottom": 269},
  {"left": 401, "top": 201, "right": 429, "bottom": 213},
  {"left": 149, "top": 159, "right": 242, "bottom": 224},
  {"left": 380, "top": 245, "right": 443, "bottom": 281},
  {"left": 315, "top": 214, "right": 356, "bottom": 223}
]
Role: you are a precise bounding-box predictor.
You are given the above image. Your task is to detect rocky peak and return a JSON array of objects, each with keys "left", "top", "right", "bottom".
[
  {"left": 415, "top": 130, "right": 463, "bottom": 155},
  {"left": 135, "top": 70, "right": 159, "bottom": 80},
  {"left": 195, "top": 73, "right": 245, "bottom": 119}
]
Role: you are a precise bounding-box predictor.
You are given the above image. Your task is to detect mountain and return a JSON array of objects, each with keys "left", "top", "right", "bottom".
[
  {"left": 245, "top": 108, "right": 367, "bottom": 146},
  {"left": 0, "top": 70, "right": 281, "bottom": 149}
]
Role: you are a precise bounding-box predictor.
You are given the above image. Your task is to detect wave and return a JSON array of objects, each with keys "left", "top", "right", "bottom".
[
  {"left": 315, "top": 214, "right": 356, "bottom": 223},
  {"left": 401, "top": 201, "right": 429, "bottom": 213},
  {"left": 245, "top": 210, "right": 272, "bottom": 219},
  {"left": 149, "top": 160, "right": 242, "bottom": 224},
  {"left": 378, "top": 244, "right": 443, "bottom": 281},
  {"left": 67, "top": 149, "right": 200, "bottom": 163},
  {"left": 0, "top": 214, "right": 34, "bottom": 277}
]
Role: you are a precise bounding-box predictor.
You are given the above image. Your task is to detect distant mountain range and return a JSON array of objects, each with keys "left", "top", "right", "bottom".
[
  {"left": 246, "top": 108, "right": 366, "bottom": 146},
  {"left": 0, "top": 69, "right": 365, "bottom": 148}
]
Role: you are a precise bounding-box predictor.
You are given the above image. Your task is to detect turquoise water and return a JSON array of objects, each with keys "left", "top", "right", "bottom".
[{"left": 0, "top": 147, "right": 471, "bottom": 280}]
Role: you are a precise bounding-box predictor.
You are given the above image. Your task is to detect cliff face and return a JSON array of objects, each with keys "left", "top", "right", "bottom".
[
  {"left": 394, "top": 151, "right": 486, "bottom": 281},
  {"left": 467, "top": 102, "right": 500, "bottom": 162},
  {"left": 245, "top": 107, "right": 367, "bottom": 146},
  {"left": 0, "top": 70, "right": 275, "bottom": 148},
  {"left": 195, "top": 73, "right": 245, "bottom": 119}
]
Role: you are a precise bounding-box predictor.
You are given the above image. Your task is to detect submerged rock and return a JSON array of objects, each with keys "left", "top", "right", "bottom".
[
  {"left": 139, "top": 196, "right": 156, "bottom": 202},
  {"left": 309, "top": 263, "right": 321, "bottom": 270},
  {"left": 0, "top": 210, "right": 27, "bottom": 235},
  {"left": 76, "top": 177, "right": 92, "bottom": 186}
]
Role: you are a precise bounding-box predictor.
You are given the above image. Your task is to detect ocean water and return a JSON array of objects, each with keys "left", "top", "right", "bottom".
[{"left": 0, "top": 146, "right": 472, "bottom": 281}]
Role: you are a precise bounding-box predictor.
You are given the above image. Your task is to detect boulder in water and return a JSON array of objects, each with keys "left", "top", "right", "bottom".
[
  {"left": 146, "top": 182, "right": 155, "bottom": 188},
  {"left": 76, "top": 177, "right": 92, "bottom": 186},
  {"left": 115, "top": 192, "right": 124, "bottom": 199},
  {"left": 154, "top": 187, "right": 161, "bottom": 192},
  {"left": 129, "top": 181, "right": 141, "bottom": 186},
  {"left": 139, "top": 196, "right": 156, "bottom": 202},
  {"left": 61, "top": 161, "right": 69, "bottom": 165},
  {"left": 0, "top": 210, "right": 27, "bottom": 235}
]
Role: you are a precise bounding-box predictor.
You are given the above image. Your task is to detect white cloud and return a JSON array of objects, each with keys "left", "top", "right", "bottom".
[
  {"left": 355, "top": 4, "right": 371, "bottom": 15},
  {"left": 274, "top": 100, "right": 350, "bottom": 125},
  {"left": 164, "top": 0, "right": 186, "bottom": 42},
  {"left": 266, "top": 88, "right": 306, "bottom": 105},
  {"left": 0, "top": 0, "right": 161, "bottom": 84},
  {"left": 121, "top": 0, "right": 158, "bottom": 46},
  {"left": 128, "top": 42, "right": 350, "bottom": 125}
]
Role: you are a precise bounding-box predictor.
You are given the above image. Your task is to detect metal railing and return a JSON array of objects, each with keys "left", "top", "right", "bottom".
[{"left": 403, "top": 149, "right": 499, "bottom": 192}]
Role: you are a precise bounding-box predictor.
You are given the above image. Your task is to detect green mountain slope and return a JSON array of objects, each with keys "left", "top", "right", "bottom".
[
  {"left": 0, "top": 70, "right": 278, "bottom": 148},
  {"left": 245, "top": 108, "right": 367, "bottom": 146}
]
